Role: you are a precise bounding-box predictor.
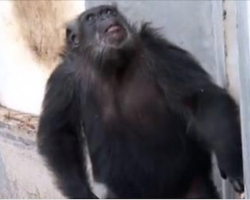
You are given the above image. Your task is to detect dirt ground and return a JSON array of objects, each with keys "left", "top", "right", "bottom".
[{"left": 0, "top": 105, "right": 38, "bottom": 134}]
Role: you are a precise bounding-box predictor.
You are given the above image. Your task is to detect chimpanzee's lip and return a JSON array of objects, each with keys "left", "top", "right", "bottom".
[{"left": 105, "top": 24, "right": 123, "bottom": 33}]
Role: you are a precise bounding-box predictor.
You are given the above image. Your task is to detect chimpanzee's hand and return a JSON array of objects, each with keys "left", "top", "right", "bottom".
[
  {"left": 229, "top": 178, "right": 244, "bottom": 193},
  {"left": 219, "top": 168, "right": 244, "bottom": 193}
]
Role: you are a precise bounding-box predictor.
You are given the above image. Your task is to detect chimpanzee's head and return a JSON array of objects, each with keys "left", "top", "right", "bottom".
[{"left": 66, "top": 5, "right": 135, "bottom": 56}]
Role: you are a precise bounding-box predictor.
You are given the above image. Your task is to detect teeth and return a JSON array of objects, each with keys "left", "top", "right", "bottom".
[{"left": 107, "top": 25, "right": 120, "bottom": 33}]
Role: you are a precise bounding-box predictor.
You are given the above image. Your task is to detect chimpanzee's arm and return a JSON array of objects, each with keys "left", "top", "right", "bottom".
[
  {"left": 191, "top": 85, "right": 244, "bottom": 193},
  {"left": 149, "top": 37, "right": 244, "bottom": 193},
  {"left": 37, "top": 65, "right": 97, "bottom": 198}
]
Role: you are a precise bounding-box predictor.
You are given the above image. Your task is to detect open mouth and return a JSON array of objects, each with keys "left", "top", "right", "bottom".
[
  {"left": 105, "top": 24, "right": 123, "bottom": 33},
  {"left": 104, "top": 23, "right": 127, "bottom": 45}
]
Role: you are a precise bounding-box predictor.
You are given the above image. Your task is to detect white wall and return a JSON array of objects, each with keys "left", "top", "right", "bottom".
[
  {"left": 0, "top": 1, "right": 85, "bottom": 116},
  {"left": 0, "top": 1, "right": 47, "bottom": 116}
]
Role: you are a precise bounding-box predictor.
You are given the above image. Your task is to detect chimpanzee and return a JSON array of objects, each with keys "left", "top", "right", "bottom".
[{"left": 37, "top": 5, "right": 244, "bottom": 199}]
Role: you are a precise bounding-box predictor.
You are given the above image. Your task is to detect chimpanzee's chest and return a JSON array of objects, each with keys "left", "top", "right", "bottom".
[
  {"left": 83, "top": 73, "right": 194, "bottom": 198},
  {"left": 85, "top": 72, "right": 189, "bottom": 159},
  {"left": 92, "top": 74, "right": 174, "bottom": 131}
]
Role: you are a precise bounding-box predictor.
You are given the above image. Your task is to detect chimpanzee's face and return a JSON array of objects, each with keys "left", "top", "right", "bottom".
[{"left": 78, "top": 5, "right": 131, "bottom": 49}]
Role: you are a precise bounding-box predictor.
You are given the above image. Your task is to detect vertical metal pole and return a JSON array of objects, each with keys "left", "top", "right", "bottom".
[
  {"left": 236, "top": 1, "right": 250, "bottom": 198},
  {"left": 211, "top": 1, "right": 237, "bottom": 197}
]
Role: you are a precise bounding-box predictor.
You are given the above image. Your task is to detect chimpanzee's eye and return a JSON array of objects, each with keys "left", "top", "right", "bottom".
[
  {"left": 106, "top": 8, "right": 112, "bottom": 15},
  {"left": 100, "top": 8, "right": 116, "bottom": 18},
  {"left": 86, "top": 13, "right": 96, "bottom": 22},
  {"left": 108, "top": 8, "right": 117, "bottom": 16}
]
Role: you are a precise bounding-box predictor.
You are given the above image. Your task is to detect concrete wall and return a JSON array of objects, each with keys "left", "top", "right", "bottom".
[
  {"left": 0, "top": 124, "right": 63, "bottom": 198},
  {"left": 0, "top": 1, "right": 85, "bottom": 116}
]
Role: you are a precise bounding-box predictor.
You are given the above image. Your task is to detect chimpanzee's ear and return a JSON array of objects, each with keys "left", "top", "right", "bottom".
[{"left": 66, "top": 19, "right": 79, "bottom": 49}]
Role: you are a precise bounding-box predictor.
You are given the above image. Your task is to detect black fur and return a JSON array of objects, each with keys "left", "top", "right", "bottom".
[{"left": 37, "top": 5, "right": 244, "bottom": 199}]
